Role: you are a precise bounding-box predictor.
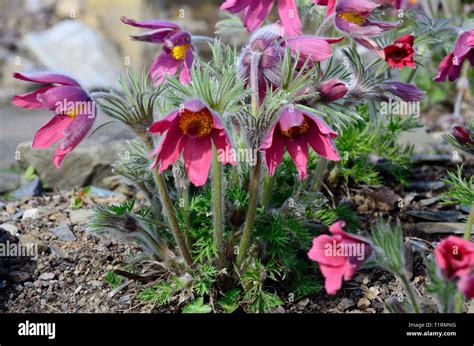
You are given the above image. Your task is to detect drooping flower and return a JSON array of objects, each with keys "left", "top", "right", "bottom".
[
  {"left": 335, "top": 0, "right": 399, "bottom": 37},
  {"left": 434, "top": 236, "right": 474, "bottom": 280},
  {"left": 434, "top": 29, "right": 474, "bottom": 83},
  {"left": 148, "top": 99, "right": 235, "bottom": 186},
  {"left": 318, "top": 79, "right": 348, "bottom": 102},
  {"left": 121, "top": 16, "right": 194, "bottom": 85},
  {"left": 11, "top": 72, "right": 96, "bottom": 168},
  {"left": 313, "top": 0, "right": 336, "bottom": 16},
  {"left": 383, "top": 34, "right": 415, "bottom": 69},
  {"left": 308, "top": 221, "right": 372, "bottom": 295},
  {"left": 451, "top": 125, "right": 473, "bottom": 146},
  {"left": 260, "top": 106, "right": 340, "bottom": 180},
  {"left": 220, "top": 0, "right": 302, "bottom": 36},
  {"left": 238, "top": 25, "right": 343, "bottom": 99},
  {"left": 457, "top": 273, "right": 474, "bottom": 299},
  {"left": 382, "top": 81, "right": 425, "bottom": 101}
]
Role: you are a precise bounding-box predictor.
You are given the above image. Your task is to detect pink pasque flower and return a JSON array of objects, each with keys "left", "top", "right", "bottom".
[
  {"left": 335, "top": 0, "right": 399, "bottom": 37},
  {"left": 121, "top": 16, "right": 194, "bottom": 85},
  {"left": 221, "top": 0, "right": 302, "bottom": 36},
  {"left": 238, "top": 24, "right": 343, "bottom": 100},
  {"left": 435, "top": 236, "right": 474, "bottom": 280},
  {"left": 11, "top": 72, "right": 96, "bottom": 168},
  {"left": 308, "top": 221, "right": 372, "bottom": 295},
  {"left": 457, "top": 273, "right": 474, "bottom": 299},
  {"left": 383, "top": 35, "right": 415, "bottom": 69},
  {"left": 148, "top": 99, "right": 235, "bottom": 186},
  {"left": 260, "top": 106, "right": 340, "bottom": 180},
  {"left": 318, "top": 79, "right": 348, "bottom": 102},
  {"left": 434, "top": 29, "right": 474, "bottom": 83}
]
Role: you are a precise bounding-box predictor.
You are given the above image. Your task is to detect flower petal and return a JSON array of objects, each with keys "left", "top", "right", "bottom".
[
  {"left": 11, "top": 86, "right": 54, "bottom": 109},
  {"left": 155, "top": 122, "right": 187, "bottom": 173},
  {"left": 306, "top": 123, "right": 340, "bottom": 161},
  {"left": 287, "top": 36, "right": 333, "bottom": 62},
  {"left": 149, "top": 110, "right": 180, "bottom": 134},
  {"left": 120, "top": 16, "right": 180, "bottom": 30},
  {"left": 149, "top": 51, "right": 181, "bottom": 84},
  {"left": 262, "top": 127, "right": 285, "bottom": 176},
  {"left": 244, "top": 0, "right": 274, "bottom": 32},
  {"left": 285, "top": 135, "right": 309, "bottom": 180},
  {"left": 32, "top": 115, "right": 75, "bottom": 149},
  {"left": 277, "top": 0, "right": 302, "bottom": 36},
  {"left": 12, "top": 72, "right": 80, "bottom": 86},
  {"left": 183, "top": 136, "right": 212, "bottom": 186}
]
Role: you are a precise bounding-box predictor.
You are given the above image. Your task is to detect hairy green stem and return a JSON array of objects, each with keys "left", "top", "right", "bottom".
[
  {"left": 139, "top": 132, "right": 193, "bottom": 267},
  {"left": 212, "top": 145, "right": 226, "bottom": 269},
  {"left": 455, "top": 292, "right": 464, "bottom": 313},
  {"left": 153, "top": 170, "right": 193, "bottom": 266},
  {"left": 261, "top": 174, "right": 273, "bottom": 208},
  {"left": 311, "top": 158, "right": 328, "bottom": 192},
  {"left": 464, "top": 204, "right": 474, "bottom": 240},
  {"left": 406, "top": 68, "right": 417, "bottom": 84},
  {"left": 399, "top": 272, "right": 420, "bottom": 313},
  {"left": 236, "top": 154, "right": 262, "bottom": 266},
  {"left": 236, "top": 52, "right": 263, "bottom": 266}
]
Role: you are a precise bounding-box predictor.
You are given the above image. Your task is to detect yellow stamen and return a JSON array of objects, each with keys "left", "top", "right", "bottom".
[
  {"left": 281, "top": 119, "right": 310, "bottom": 138},
  {"left": 65, "top": 107, "right": 81, "bottom": 118},
  {"left": 179, "top": 109, "right": 214, "bottom": 138},
  {"left": 171, "top": 44, "right": 191, "bottom": 60},
  {"left": 338, "top": 12, "right": 366, "bottom": 25}
]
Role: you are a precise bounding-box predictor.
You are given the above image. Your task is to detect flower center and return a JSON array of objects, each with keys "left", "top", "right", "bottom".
[
  {"left": 179, "top": 109, "right": 214, "bottom": 138},
  {"left": 65, "top": 107, "right": 81, "bottom": 118},
  {"left": 338, "top": 12, "right": 366, "bottom": 25},
  {"left": 281, "top": 118, "right": 310, "bottom": 138},
  {"left": 171, "top": 44, "right": 190, "bottom": 60}
]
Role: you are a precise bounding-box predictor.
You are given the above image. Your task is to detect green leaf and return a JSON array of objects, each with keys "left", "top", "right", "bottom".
[
  {"left": 218, "top": 288, "right": 241, "bottom": 313},
  {"left": 23, "top": 165, "right": 37, "bottom": 181},
  {"left": 182, "top": 297, "right": 212, "bottom": 313}
]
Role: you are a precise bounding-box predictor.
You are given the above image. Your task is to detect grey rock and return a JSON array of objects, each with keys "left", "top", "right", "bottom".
[
  {"left": 11, "top": 177, "right": 43, "bottom": 199},
  {"left": 407, "top": 181, "right": 445, "bottom": 191},
  {"left": 51, "top": 223, "right": 76, "bottom": 241},
  {"left": 407, "top": 210, "right": 464, "bottom": 222},
  {"left": 21, "top": 20, "right": 122, "bottom": 89},
  {"left": 16, "top": 140, "right": 130, "bottom": 190},
  {"left": 416, "top": 222, "right": 472, "bottom": 234},
  {"left": 0, "top": 172, "right": 21, "bottom": 193},
  {"left": 22, "top": 208, "right": 40, "bottom": 220},
  {"left": 0, "top": 223, "right": 19, "bottom": 236},
  {"left": 38, "top": 272, "right": 55, "bottom": 281},
  {"left": 69, "top": 209, "right": 94, "bottom": 225}
]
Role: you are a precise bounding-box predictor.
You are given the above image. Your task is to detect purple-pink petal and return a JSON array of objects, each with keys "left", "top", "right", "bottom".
[
  {"left": 284, "top": 135, "right": 309, "bottom": 180},
  {"left": 12, "top": 72, "right": 80, "bottom": 87},
  {"left": 183, "top": 136, "right": 213, "bottom": 186},
  {"left": 277, "top": 0, "right": 302, "bottom": 36}
]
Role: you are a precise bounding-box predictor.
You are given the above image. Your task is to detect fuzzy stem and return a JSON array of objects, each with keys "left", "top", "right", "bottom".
[
  {"left": 153, "top": 170, "right": 193, "bottom": 266},
  {"left": 212, "top": 145, "right": 226, "bottom": 269},
  {"left": 455, "top": 293, "right": 464, "bottom": 313},
  {"left": 139, "top": 132, "right": 193, "bottom": 267},
  {"left": 399, "top": 272, "right": 421, "bottom": 313},
  {"left": 406, "top": 68, "right": 417, "bottom": 84},
  {"left": 236, "top": 52, "right": 262, "bottom": 266},
  {"left": 181, "top": 186, "right": 193, "bottom": 250},
  {"left": 236, "top": 154, "right": 262, "bottom": 266},
  {"left": 464, "top": 204, "right": 474, "bottom": 240},
  {"left": 261, "top": 174, "right": 273, "bottom": 208},
  {"left": 315, "top": 13, "right": 335, "bottom": 36},
  {"left": 311, "top": 158, "right": 328, "bottom": 192}
]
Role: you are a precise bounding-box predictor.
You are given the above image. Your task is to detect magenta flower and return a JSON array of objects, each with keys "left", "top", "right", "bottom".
[
  {"left": 11, "top": 72, "right": 96, "bottom": 168},
  {"left": 148, "top": 99, "right": 235, "bottom": 186},
  {"left": 458, "top": 274, "right": 474, "bottom": 299},
  {"left": 121, "top": 16, "right": 194, "bottom": 85},
  {"left": 239, "top": 25, "right": 343, "bottom": 100},
  {"left": 308, "top": 221, "right": 372, "bottom": 295},
  {"left": 260, "top": 106, "right": 340, "bottom": 180},
  {"left": 434, "top": 29, "right": 474, "bottom": 83},
  {"left": 382, "top": 81, "right": 425, "bottom": 102},
  {"left": 318, "top": 79, "right": 348, "bottom": 102},
  {"left": 221, "top": 0, "right": 302, "bottom": 36},
  {"left": 451, "top": 125, "right": 473, "bottom": 146},
  {"left": 335, "top": 0, "right": 399, "bottom": 37}
]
